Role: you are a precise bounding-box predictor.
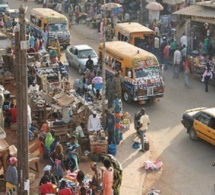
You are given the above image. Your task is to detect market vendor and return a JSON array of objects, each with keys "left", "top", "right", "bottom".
[
  {"left": 65, "top": 136, "right": 79, "bottom": 172},
  {"left": 39, "top": 165, "right": 57, "bottom": 186},
  {"left": 87, "top": 111, "right": 101, "bottom": 133}
]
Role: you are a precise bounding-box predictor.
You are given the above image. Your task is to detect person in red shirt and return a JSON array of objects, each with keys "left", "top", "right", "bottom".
[
  {"left": 163, "top": 44, "right": 170, "bottom": 70},
  {"left": 38, "top": 136, "right": 45, "bottom": 162},
  {"left": 59, "top": 180, "right": 72, "bottom": 195},
  {"left": 40, "top": 175, "right": 53, "bottom": 195},
  {"left": 9, "top": 104, "right": 17, "bottom": 123}
]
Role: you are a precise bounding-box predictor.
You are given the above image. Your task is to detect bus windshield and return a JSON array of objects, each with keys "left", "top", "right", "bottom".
[
  {"left": 49, "top": 23, "right": 68, "bottom": 32},
  {"left": 135, "top": 67, "right": 159, "bottom": 78}
]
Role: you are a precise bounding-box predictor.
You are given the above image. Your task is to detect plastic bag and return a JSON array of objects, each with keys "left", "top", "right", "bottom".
[
  {"left": 144, "top": 160, "right": 163, "bottom": 171},
  {"left": 201, "top": 77, "right": 204, "bottom": 82}
]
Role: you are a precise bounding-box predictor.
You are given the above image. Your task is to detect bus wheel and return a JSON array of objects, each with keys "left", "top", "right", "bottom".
[{"left": 123, "top": 91, "right": 131, "bottom": 103}]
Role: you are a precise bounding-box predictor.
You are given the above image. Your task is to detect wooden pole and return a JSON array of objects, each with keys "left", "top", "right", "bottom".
[
  {"left": 102, "top": 0, "right": 106, "bottom": 126},
  {"left": 16, "top": 4, "right": 29, "bottom": 195}
]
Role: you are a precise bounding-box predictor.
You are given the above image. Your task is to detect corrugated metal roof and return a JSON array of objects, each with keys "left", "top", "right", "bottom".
[
  {"left": 162, "top": 0, "right": 185, "bottom": 5},
  {"left": 197, "top": 1, "right": 215, "bottom": 9},
  {"left": 173, "top": 5, "right": 215, "bottom": 19}
]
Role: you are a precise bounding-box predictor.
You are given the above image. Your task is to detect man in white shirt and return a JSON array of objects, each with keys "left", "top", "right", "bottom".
[
  {"left": 173, "top": 47, "right": 182, "bottom": 78},
  {"left": 180, "top": 33, "right": 187, "bottom": 47},
  {"left": 88, "top": 111, "right": 101, "bottom": 132},
  {"left": 138, "top": 108, "right": 150, "bottom": 152},
  {"left": 124, "top": 12, "right": 130, "bottom": 22}
]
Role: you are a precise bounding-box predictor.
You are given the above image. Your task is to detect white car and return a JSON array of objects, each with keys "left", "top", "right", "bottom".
[{"left": 66, "top": 45, "right": 98, "bottom": 74}]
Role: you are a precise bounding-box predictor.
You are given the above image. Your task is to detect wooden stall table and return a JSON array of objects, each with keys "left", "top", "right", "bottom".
[
  {"left": 90, "top": 136, "right": 108, "bottom": 155},
  {"left": 29, "top": 153, "right": 39, "bottom": 178}
]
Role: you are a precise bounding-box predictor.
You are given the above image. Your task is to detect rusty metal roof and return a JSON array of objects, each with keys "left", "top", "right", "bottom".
[{"left": 173, "top": 4, "right": 215, "bottom": 19}]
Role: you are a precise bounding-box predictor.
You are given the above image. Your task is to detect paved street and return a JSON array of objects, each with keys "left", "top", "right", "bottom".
[{"left": 9, "top": 1, "right": 215, "bottom": 195}]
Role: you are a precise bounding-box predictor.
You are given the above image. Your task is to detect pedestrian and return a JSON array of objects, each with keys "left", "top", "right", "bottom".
[
  {"left": 137, "top": 108, "right": 150, "bottom": 152},
  {"left": 85, "top": 69, "right": 95, "bottom": 85},
  {"left": 43, "top": 0, "right": 47, "bottom": 8},
  {"left": 182, "top": 57, "right": 190, "bottom": 88},
  {"left": 29, "top": 33, "right": 35, "bottom": 48},
  {"left": 102, "top": 159, "right": 114, "bottom": 195},
  {"left": 64, "top": 0, "right": 69, "bottom": 14},
  {"left": 106, "top": 76, "right": 116, "bottom": 109},
  {"left": 39, "top": 165, "right": 57, "bottom": 186},
  {"left": 50, "top": 135, "right": 60, "bottom": 153},
  {"left": 114, "top": 73, "right": 122, "bottom": 100},
  {"left": 169, "top": 39, "right": 176, "bottom": 60},
  {"left": 40, "top": 175, "right": 53, "bottom": 195},
  {"left": 153, "top": 36, "right": 160, "bottom": 60},
  {"left": 163, "top": 44, "right": 170, "bottom": 70},
  {"left": 74, "top": 4, "right": 80, "bottom": 24},
  {"left": 181, "top": 44, "right": 187, "bottom": 63},
  {"left": 45, "top": 132, "right": 54, "bottom": 153},
  {"left": 52, "top": 37, "right": 62, "bottom": 61},
  {"left": 59, "top": 180, "right": 72, "bottom": 195},
  {"left": 86, "top": 55, "right": 94, "bottom": 72},
  {"left": 96, "top": 12, "right": 102, "bottom": 33},
  {"left": 104, "top": 109, "right": 116, "bottom": 144},
  {"left": 43, "top": 26, "right": 48, "bottom": 49},
  {"left": 173, "top": 47, "right": 182, "bottom": 78},
  {"left": 160, "top": 37, "right": 167, "bottom": 66},
  {"left": 6, "top": 157, "right": 18, "bottom": 194},
  {"left": 38, "top": 136, "right": 45, "bottom": 162},
  {"left": 180, "top": 33, "right": 187, "bottom": 47},
  {"left": 8, "top": 104, "right": 16, "bottom": 123},
  {"left": 49, "top": 144, "right": 65, "bottom": 181},
  {"left": 202, "top": 64, "right": 213, "bottom": 92}
]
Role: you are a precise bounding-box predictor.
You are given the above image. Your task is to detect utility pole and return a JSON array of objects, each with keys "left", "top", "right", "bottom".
[
  {"left": 102, "top": 0, "right": 106, "bottom": 125},
  {"left": 15, "top": 4, "right": 29, "bottom": 195}
]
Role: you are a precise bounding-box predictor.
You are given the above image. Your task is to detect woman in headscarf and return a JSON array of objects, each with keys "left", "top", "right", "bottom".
[
  {"left": 45, "top": 132, "right": 54, "bottom": 152},
  {"left": 49, "top": 144, "right": 65, "bottom": 181},
  {"left": 6, "top": 157, "right": 18, "bottom": 194}
]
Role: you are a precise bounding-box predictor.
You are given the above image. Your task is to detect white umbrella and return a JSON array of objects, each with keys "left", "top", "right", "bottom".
[
  {"left": 162, "top": 0, "right": 185, "bottom": 5},
  {"left": 146, "top": 2, "right": 164, "bottom": 11},
  {"left": 101, "top": 3, "right": 122, "bottom": 11}
]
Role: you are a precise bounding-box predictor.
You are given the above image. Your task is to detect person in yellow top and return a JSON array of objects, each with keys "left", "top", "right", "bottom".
[
  {"left": 52, "top": 37, "right": 62, "bottom": 61},
  {"left": 138, "top": 108, "right": 150, "bottom": 152}
]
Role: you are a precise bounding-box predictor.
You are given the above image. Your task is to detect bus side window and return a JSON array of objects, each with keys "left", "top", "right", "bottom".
[
  {"left": 126, "top": 68, "right": 132, "bottom": 78},
  {"left": 30, "top": 15, "right": 36, "bottom": 24},
  {"left": 38, "top": 19, "right": 42, "bottom": 27},
  {"left": 115, "top": 60, "right": 121, "bottom": 71}
]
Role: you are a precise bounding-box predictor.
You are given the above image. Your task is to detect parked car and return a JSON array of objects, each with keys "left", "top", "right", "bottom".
[
  {"left": 3, "top": 9, "right": 19, "bottom": 28},
  {"left": 66, "top": 45, "right": 98, "bottom": 74},
  {"left": 181, "top": 107, "right": 215, "bottom": 145},
  {"left": 0, "top": 0, "right": 9, "bottom": 16}
]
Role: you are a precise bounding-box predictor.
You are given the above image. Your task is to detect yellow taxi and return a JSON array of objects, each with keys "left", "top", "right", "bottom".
[{"left": 181, "top": 107, "right": 215, "bottom": 145}]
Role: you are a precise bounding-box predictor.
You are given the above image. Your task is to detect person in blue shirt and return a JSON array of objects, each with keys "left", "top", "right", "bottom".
[{"left": 29, "top": 33, "right": 35, "bottom": 48}]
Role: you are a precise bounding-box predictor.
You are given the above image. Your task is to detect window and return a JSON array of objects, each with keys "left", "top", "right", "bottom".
[
  {"left": 38, "top": 19, "right": 42, "bottom": 27},
  {"left": 208, "top": 117, "right": 215, "bottom": 129},
  {"left": 196, "top": 112, "right": 211, "bottom": 126},
  {"left": 115, "top": 60, "right": 121, "bottom": 71}
]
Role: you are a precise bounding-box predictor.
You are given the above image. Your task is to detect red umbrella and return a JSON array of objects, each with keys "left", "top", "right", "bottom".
[{"left": 146, "top": 2, "right": 164, "bottom": 11}]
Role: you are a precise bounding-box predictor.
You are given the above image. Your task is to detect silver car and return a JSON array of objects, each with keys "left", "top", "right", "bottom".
[{"left": 66, "top": 45, "right": 98, "bottom": 74}]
